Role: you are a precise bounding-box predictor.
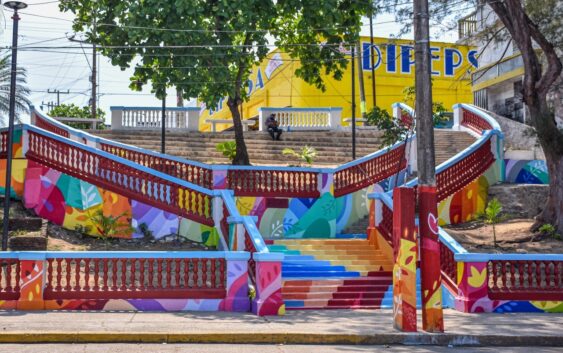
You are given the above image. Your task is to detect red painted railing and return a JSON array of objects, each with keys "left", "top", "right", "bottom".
[
  {"left": 227, "top": 169, "right": 319, "bottom": 198},
  {"left": 377, "top": 202, "right": 393, "bottom": 246},
  {"left": 400, "top": 111, "right": 414, "bottom": 129},
  {"left": 0, "top": 131, "right": 6, "bottom": 157},
  {"left": 334, "top": 144, "right": 407, "bottom": 197},
  {"left": 0, "top": 259, "right": 20, "bottom": 300},
  {"left": 440, "top": 243, "right": 458, "bottom": 289},
  {"left": 100, "top": 143, "right": 214, "bottom": 189},
  {"left": 461, "top": 109, "right": 492, "bottom": 134},
  {"left": 434, "top": 139, "right": 494, "bottom": 202},
  {"left": 488, "top": 260, "right": 563, "bottom": 301},
  {"left": 35, "top": 114, "right": 70, "bottom": 138},
  {"left": 26, "top": 130, "right": 214, "bottom": 226},
  {"left": 44, "top": 256, "right": 226, "bottom": 299}
]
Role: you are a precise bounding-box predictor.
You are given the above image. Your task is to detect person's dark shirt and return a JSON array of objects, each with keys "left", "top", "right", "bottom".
[{"left": 266, "top": 115, "right": 278, "bottom": 128}]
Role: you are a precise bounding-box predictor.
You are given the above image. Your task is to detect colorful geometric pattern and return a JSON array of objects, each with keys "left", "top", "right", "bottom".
[{"left": 505, "top": 159, "right": 549, "bottom": 184}]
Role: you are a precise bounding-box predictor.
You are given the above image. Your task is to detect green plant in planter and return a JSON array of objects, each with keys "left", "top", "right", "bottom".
[
  {"left": 216, "top": 141, "right": 237, "bottom": 162},
  {"left": 282, "top": 146, "right": 317, "bottom": 166}
]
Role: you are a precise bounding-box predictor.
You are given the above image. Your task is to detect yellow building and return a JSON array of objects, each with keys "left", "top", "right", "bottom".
[{"left": 200, "top": 36, "right": 477, "bottom": 131}]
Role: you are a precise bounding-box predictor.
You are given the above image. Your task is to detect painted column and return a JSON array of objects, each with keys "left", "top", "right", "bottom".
[
  {"left": 221, "top": 252, "right": 251, "bottom": 312},
  {"left": 252, "top": 252, "right": 285, "bottom": 316},
  {"left": 419, "top": 186, "right": 444, "bottom": 332},
  {"left": 455, "top": 260, "right": 490, "bottom": 313},
  {"left": 392, "top": 187, "right": 417, "bottom": 332},
  {"left": 16, "top": 252, "right": 46, "bottom": 310}
]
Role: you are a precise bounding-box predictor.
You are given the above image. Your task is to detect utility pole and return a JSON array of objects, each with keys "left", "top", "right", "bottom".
[
  {"left": 47, "top": 89, "right": 70, "bottom": 106},
  {"left": 351, "top": 44, "right": 356, "bottom": 160},
  {"left": 41, "top": 101, "right": 56, "bottom": 113},
  {"left": 414, "top": 0, "right": 444, "bottom": 333},
  {"left": 355, "top": 42, "right": 367, "bottom": 120},
  {"left": 91, "top": 15, "right": 97, "bottom": 120},
  {"left": 369, "top": 6, "right": 376, "bottom": 107}
]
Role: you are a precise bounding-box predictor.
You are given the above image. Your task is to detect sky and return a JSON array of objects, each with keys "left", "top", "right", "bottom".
[{"left": 0, "top": 0, "right": 466, "bottom": 124}]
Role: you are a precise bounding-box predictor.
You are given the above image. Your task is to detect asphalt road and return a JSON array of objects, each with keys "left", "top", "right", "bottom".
[{"left": 0, "top": 345, "right": 561, "bottom": 353}]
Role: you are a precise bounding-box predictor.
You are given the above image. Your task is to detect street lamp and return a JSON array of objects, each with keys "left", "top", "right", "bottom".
[{"left": 2, "top": 1, "right": 27, "bottom": 251}]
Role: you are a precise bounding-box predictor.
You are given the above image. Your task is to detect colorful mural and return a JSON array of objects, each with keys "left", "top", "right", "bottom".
[
  {"left": 252, "top": 259, "right": 285, "bottom": 316},
  {"left": 453, "top": 261, "right": 563, "bottom": 313},
  {"left": 22, "top": 160, "right": 219, "bottom": 246},
  {"left": 505, "top": 159, "right": 549, "bottom": 184},
  {"left": 237, "top": 170, "right": 407, "bottom": 239},
  {"left": 392, "top": 188, "right": 417, "bottom": 332}
]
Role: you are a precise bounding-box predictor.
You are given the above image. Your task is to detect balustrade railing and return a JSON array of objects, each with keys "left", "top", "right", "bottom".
[
  {"left": 35, "top": 113, "right": 70, "bottom": 138},
  {"left": 100, "top": 143, "right": 214, "bottom": 189},
  {"left": 0, "top": 258, "right": 20, "bottom": 300},
  {"left": 227, "top": 168, "right": 319, "bottom": 198},
  {"left": 440, "top": 242, "right": 458, "bottom": 288},
  {"left": 111, "top": 106, "right": 200, "bottom": 131},
  {"left": 258, "top": 107, "right": 342, "bottom": 131},
  {"left": 488, "top": 259, "right": 562, "bottom": 301},
  {"left": 334, "top": 142, "right": 407, "bottom": 197},
  {"left": 43, "top": 253, "right": 226, "bottom": 299},
  {"left": 0, "top": 130, "right": 7, "bottom": 157},
  {"left": 26, "top": 126, "right": 214, "bottom": 226},
  {"left": 462, "top": 108, "right": 493, "bottom": 133}
]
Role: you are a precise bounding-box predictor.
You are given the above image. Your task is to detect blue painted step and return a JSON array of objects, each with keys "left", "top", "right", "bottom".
[{"left": 282, "top": 271, "right": 361, "bottom": 278}]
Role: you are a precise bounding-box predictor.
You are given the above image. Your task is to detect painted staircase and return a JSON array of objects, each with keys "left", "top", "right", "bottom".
[{"left": 266, "top": 238, "right": 419, "bottom": 310}]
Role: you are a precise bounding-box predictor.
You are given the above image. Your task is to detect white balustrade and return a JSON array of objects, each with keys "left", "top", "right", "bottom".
[
  {"left": 258, "top": 107, "right": 342, "bottom": 131},
  {"left": 111, "top": 107, "right": 200, "bottom": 131}
]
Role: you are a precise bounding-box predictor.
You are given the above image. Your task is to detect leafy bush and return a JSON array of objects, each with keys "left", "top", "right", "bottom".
[
  {"left": 539, "top": 223, "right": 561, "bottom": 240},
  {"left": 87, "top": 209, "right": 133, "bottom": 242},
  {"left": 138, "top": 222, "right": 154, "bottom": 241},
  {"left": 216, "top": 141, "right": 237, "bottom": 162},
  {"left": 402, "top": 85, "right": 450, "bottom": 127},
  {"left": 365, "top": 106, "right": 411, "bottom": 147},
  {"left": 282, "top": 146, "right": 317, "bottom": 166},
  {"left": 49, "top": 103, "right": 106, "bottom": 130}
]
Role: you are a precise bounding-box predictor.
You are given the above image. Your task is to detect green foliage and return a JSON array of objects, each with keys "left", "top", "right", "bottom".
[
  {"left": 87, "top": 209, "right": 133, "bottom": 242},
  {"left": 483, "top": 198, "right": 503, "bottom": 247},
  {"left": 137, "top": 223, "right": 154, "bottom": 241},
  {"left": 402, "top": 85, "right": 449, "bottom": 127},
  {"left": 59, "top": 0, "right": 371, "bottom": 164},
  {"left": 50, "top": 103, "right": 106, "bottom": 130},
  {"left": 282, "top": 146, "right": 317, "bottom": 166},
  {"left": 216, "top": 141, "right": 237, "bottom": 162},
  {"left": 538, "top": 223, "right": 561, "bottom": 240},
  {"left": 0, "top": 54, "right": 31, "bottom": 126},
  {"left": 365, "top": 106, "right": 411, "bottom": 147}
]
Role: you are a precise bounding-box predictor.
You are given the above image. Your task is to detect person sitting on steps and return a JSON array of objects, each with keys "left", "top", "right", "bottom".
[{"left": 265, "top": 113, "right": 283, "bottom": 141}]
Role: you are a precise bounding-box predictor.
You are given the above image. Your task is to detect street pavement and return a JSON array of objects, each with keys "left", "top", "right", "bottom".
[
  {"left": 0, "top": 344, "right": 562, "bottom": 353},
  {"left": 0, "top": 309, "right": 561, "bottom": 346}
]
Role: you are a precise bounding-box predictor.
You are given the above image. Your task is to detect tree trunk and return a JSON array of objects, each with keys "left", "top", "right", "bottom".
[
  {"left": 227, "top": 97, "right": 250, "bottom": 165},
  {"left": 530, "top": 104, "right": 563, "bottom": 232},
  {"left": 176, "top": 87, "right": 184, "bottom": 107}
]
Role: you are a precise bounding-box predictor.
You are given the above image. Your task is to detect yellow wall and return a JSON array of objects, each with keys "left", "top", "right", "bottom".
[{"left": 199, "top": 37, "right": 477, "bottom": 131}]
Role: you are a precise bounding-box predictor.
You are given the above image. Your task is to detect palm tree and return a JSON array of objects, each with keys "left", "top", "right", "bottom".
[{"left": 0, "top": 54, "right": 31, "bottom": 127}]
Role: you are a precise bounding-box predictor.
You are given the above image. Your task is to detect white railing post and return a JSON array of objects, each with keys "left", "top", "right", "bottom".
[
  {"left": 187, "top": 109, "right": 200, "bottom": 131},
  {"left": 453, "top": 104, "right": 462, "bottom": 131},
  {"left": 392, "top": 103, "right": 402, "bottom": 122},
  {"left": 329, "top": 108, "right": 342, "bottom": 129},
  {"left": 111, "top": 107, "right": 124, "bottom": 130}
]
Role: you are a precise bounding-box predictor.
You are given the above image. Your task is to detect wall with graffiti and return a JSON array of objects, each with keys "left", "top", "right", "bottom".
[
  {"left": 505, "top": 159, "right": 549, "bottom": 184},
  {"left": 235, "top": 171, "right": 406, "bottom": 239},
  {"left": 451, "top": 261, "right": 563, "bottom": 313},
  {"left": 16, "top": 159, "right": 219, "bottom": 248}
]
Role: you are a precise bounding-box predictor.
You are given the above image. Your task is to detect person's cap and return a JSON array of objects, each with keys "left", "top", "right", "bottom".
[{"left": 269, "top": 113, "right": 275, "bottom": 117}]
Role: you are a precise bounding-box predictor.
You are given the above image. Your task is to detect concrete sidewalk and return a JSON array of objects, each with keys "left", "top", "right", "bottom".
[{"left": 0, "top": 309, "right": 561, "bottom": 346}]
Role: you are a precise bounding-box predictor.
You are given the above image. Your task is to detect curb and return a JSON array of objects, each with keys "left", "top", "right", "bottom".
[{"left": 0, "top": 332, "right": 562, "bottom": 346}]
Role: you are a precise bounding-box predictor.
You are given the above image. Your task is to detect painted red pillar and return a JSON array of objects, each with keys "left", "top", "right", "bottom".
[
  {"left": 392, "top": 187, "right": 417, "bottom": 332},
  {"left": 418, "top": 186, "right": 444, "bottom": 332}
]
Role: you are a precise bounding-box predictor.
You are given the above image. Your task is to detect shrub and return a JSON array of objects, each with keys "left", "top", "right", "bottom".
[
  {"left": 87, "top": 209, "right": 133, "bottom": 242},
  {"left": 483, "top": 198, "right": 503, "bottom": 247},
  {"left": 216, "top": 141, "right": 237, "bottom": 162},
  {"left": 282, "top": 146, "right": 317, "bottom": 166}
]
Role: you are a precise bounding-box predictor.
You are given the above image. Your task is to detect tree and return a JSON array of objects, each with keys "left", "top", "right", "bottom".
[
  {"left": 60, "top": 0, "right": 369, "bottom": 165},
  {"left": 375, "top": 0, "right": 563, "bottom": 232},
  {"left": 50, "top": 103, "right": 106, "bottom": 129},
  {"left": 0, "top": 54, "right": 31, "bottom": 126},
  {"left": 482, "top": 0, "right": 563, "bottom": 233}
]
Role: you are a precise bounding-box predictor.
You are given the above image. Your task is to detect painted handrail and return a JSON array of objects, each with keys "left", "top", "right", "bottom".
[
  {"left": 24, "top": 124, "right": 216, "bottom": 226},
  {"left": 32, "top": 105, "right": 415, "bottom": 199}
]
